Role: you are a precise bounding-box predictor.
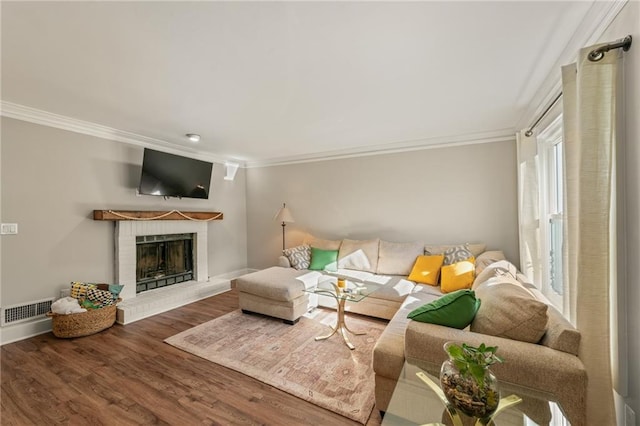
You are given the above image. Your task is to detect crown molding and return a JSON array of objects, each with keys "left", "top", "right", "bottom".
[
  {"left": 0, "top": 101, "right": 241, "bottom": 166},
  {"left": 515, "top": 0, "right": 628, "bottom": 131},
  {"left": 2, "top": 100, "right": 515, "bottom": 169},
  {"left": 245, "top": 129, "right": 516, "bottom": 168}
]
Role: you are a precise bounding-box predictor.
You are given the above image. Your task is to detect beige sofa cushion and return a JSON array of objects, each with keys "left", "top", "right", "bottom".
[
  {"left": 376, "top": 241, "right": 424, "bottom": 276},
  {"left": 363, "top": 276, "right": 416, "bottom": 303},
  {"left": 471, "top": 276, "right": 548, "bottom": 343},
  {"left": 373, "top": 290, "right": 439, "bottom": 380},
  {"left": 425, "top": 243, "right": 486, "bottom": 258},
  {"left": 474, "top": 250, "right": 507, "bottom": 274},
  {"left": 540, "top": 305, "right": 581, "bottom": 356},
  {"left": 306, "top": 237, "right": 342, "bottom": 251},
  {"left": 338, "top": 238, "right": 380, "bottom": 273}
]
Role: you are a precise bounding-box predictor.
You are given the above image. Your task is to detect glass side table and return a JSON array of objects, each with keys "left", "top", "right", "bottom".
[
  {"left": 381, "top": 362, "right": 570, "bottom": 426},
  {"left": 305, "top": 276, "right": 383, "bottom": 349}
]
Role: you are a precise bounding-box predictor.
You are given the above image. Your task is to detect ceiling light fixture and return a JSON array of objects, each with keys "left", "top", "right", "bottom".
[{"left": 186, "top": 133, "right": 201, "bottom": 143}]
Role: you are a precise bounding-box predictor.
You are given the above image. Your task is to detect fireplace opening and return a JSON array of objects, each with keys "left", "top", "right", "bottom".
[{"left": 136, "top": 233, "right": 195, "bottom": 293}]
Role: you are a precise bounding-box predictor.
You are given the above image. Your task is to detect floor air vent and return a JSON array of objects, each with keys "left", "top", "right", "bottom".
[{"left": 1, "top": 298, "right": 54, "bottom": 326}]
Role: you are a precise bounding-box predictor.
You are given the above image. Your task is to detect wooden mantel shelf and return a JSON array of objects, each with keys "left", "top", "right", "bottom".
[{"left": 93, "top": 210, "right": 223, "bottom": 221}]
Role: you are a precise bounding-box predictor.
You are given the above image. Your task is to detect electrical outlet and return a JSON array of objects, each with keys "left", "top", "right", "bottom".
[
  {"left": 0, "top": 223, "right": 18, "bottom": 235},
  {"left": 626, "top": 405, "right": 636, "bottom": 426}
]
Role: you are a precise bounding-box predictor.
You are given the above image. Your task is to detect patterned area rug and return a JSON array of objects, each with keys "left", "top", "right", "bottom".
[{"left": 165, "top": 309, "right": 386, "bottom": 424}]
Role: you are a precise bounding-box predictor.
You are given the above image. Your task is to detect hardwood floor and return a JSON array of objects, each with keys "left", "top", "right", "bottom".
[{"left": 1, "top": 288, "right": 384, "bottom": 425}]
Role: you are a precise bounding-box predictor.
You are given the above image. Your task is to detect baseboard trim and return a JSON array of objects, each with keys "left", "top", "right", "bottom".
[
  {"left": 0, "top": 317, "right": 52, "bottom": 346},
  {"left": 0, "top": 269, "right": 252, "bottom": 344},
  {"left": 213, "top": 268, "right": 257, "bottom": 280}
]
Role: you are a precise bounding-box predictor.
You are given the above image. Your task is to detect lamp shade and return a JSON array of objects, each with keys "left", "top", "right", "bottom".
[{"left": 274, "top": 203, "right": 295, "bottom": 223}]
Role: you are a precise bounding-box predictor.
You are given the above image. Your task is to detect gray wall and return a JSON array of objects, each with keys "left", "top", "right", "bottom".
[
  {"left": 0, "top": 117, "right": 248, "bottom": 306},
  {"left": 603, "top": 1, "right": 640, "bottom": 421},
  {"left": 246, "top": 140, "right": 519, "bottom": 269}
]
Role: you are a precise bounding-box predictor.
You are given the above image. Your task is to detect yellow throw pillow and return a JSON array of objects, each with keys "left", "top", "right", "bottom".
[
  {"left": 441, "top": 257, "right": 476, "bottom": 293},
  {"left": 408, "top": 255, "right": 445, "bottom": 286}
]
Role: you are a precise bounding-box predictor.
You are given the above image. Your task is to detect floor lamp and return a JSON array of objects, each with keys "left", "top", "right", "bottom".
[{"left": 274, "top": 203, "right": 295, "bottom": 251}]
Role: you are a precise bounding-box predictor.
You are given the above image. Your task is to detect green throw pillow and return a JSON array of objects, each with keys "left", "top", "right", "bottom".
[
  {"left": 407, "top": 289, "right": 481, "bottom": 329},
  {"left": 309, "top": 247, "right": 339, "bottom": 271}
]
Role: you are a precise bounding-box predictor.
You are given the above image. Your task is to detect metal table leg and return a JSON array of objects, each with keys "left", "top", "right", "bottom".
[{"left": 315, "top": 292, "right": 365, "bottom": 350}]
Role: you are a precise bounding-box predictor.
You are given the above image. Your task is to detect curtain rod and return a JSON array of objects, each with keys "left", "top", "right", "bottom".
[
  {"left": 524, "top": 92, "right": 562, "bottom": 137},
  {"left": 524, "top": 35, "right": 632, "bottom": 137},
  {"left": 588, "top": 35, "right": 632, "bottom": 62}
]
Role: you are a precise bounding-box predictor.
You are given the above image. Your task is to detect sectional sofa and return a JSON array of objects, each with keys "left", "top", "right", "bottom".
[{"left": 236, "top": 238, "right": 586, "bottom": 425}]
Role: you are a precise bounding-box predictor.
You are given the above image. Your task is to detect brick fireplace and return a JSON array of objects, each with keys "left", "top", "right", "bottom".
[
  {"left": 90, "top": 210, "right": 231, "bottom": 325},
  {"left": 113, "top": 219, "right": 233, "bottom": 324}
]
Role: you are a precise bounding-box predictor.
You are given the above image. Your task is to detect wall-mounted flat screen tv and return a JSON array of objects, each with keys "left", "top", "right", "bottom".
[{"left": 138, "top": 148, "right": 213, "bottom": 199}]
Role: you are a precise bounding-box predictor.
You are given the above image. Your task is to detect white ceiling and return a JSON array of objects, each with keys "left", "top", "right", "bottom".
[{"left": 2, "top": 1, "right": 597, "bottom": 166}]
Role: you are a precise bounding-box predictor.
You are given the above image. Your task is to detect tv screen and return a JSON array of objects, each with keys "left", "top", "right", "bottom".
[{"left": 138, "top": 148, "right": 213, "bottom": 199}]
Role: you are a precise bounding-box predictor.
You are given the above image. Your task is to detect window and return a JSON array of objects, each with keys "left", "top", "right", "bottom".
[{"left": 538, "top": 116, "right": 565, "bottom": 311}]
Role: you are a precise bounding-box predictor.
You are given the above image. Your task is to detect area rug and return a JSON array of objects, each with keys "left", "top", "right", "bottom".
[{"left": 164, "top": 309, "right": 386, "bottom": 424}]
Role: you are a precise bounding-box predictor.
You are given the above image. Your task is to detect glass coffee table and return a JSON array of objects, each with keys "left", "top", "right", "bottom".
[
  {"left": 306, "top": 276, "right": 382, "bottom": 350},
  {"left": 382, "top": 362, "right": 570, "bottom": 426}
]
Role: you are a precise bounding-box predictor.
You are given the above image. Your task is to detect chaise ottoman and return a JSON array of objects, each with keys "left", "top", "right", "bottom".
[{"left": 236, "top": 267, "right": 322, "bottom": 324}]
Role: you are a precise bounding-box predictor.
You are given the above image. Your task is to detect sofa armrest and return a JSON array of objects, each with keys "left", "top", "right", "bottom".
[
  {"left": 404, "top": 321, "right": 587, "bottom": 425},
  {"left": 278, "top": 255, "right": 291, "bottom": 268},
  {"left": 405, "top": 321, "right": 583, "bottom": 373}
]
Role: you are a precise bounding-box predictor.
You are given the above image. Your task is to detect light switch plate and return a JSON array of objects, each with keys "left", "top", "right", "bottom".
[{"left": 0, "top": 223, "right": 18, "bottom": 235}]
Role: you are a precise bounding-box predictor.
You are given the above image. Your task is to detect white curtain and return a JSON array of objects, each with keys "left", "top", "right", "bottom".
[
  {"left": 562, "top": 44, "right": 618, "bottom": 426},
  {"left": 516, "top": 130, "right": 542, "bottom": 286}
]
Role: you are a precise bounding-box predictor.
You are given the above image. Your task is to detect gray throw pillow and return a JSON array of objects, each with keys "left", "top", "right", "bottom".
[
  {"left": 442, "top": 245, "right": 474, "bottom": 265},
  {"left": 283, "top": 244, "right": 311, "bottom": 270}
]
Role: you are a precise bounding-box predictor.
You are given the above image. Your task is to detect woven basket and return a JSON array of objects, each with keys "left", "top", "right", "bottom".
[{"left": 47, "top": 302, "right": 118, "bottom": 338}]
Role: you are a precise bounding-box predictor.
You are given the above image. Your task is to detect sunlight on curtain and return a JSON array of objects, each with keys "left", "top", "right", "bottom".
[
  {"left": 516, "top": 130, "right": 541, "bottom": 286},
  {"left": 562, "top": 44, "right": 618, "bottom": 426}
]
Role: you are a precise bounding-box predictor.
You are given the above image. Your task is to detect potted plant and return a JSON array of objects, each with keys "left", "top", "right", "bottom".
[{"left": 440, "top": 342, "right": 504, "bottom": 419}]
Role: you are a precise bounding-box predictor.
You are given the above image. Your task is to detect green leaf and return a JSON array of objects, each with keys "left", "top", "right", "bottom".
[
  {"left": 453, "top": 359, "right": 468, "bottom": 375},
  {"left": 447, "top": 344, "right": 464, "bottom": 359},
  {"left": 445, "top": 342, "right": 504, "bottom": 378},
  {"left": 468, "top": 363, "right": 486, "bottom": 385}
]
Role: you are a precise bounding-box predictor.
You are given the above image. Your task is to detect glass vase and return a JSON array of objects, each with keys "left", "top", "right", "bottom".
[{"left": 440, "top": 346, "right": 500, "bottom": 419}]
